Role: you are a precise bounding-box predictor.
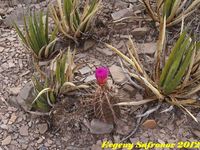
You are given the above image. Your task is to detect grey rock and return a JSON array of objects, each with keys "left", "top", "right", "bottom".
[
  {"left": 84, "top": 39, "right": 95, "bottom": 51},
  {"left": 0, "top": 124, "right": 8, "bottom": 130},
  {"left": 109, "top": 65, "right": 127, "bottom": 84},
  {"left": 84, "top": 74, "right": 96, "bottom": 83},
  {"left": 19, "top": 125, "right": 29, "bottom": 136},
  {"left": 137, "top": 42, "right": 156, "bottom": 55},
  {"left": 79, "top": 66, "right": 91, "bottom": 75},
  {"left": 37, "top": 137, "right": 44, "bottom": 144},
  {"left": 0, "top": 46, "right": 4, "bottom": 53},
  {"left": 39, "top": 145, "right": 48, "bottom": 150},
  {"left": 132, "top": 27, "right": 149, "bottom": 36},
  {"left": 38, "top": 123, "right": 48, "bottom": 134},
  {"left": 192, "top": 129, "right": 200, "bottom": 138},
  {"left": 16, "top": 82, "right": 34, "bottom": 111},
  {"left": 96, "top": 47, "right": 113, "bottom": 56},
  {"left": 21, "top": 144, "right": 28, "bottom": 150},
  {"left": 27, "top": 146, "right": 34, "bottom": 150},
  {"left": 2, "top": 135, "right": 12, "bottom": 145},
  {"left": 111, "top": 8, "right": 132, "bottom": 21}
]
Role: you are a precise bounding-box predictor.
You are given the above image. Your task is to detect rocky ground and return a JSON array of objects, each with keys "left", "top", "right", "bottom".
[{"left": 0, "top": 0, "right": 200, "bottom": 150}]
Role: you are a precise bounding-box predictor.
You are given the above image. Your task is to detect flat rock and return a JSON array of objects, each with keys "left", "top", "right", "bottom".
[
  {"left": 84, "top": 74, "right": 96, "bottom": 83},
  {"left": 37, "top": 137, "right": 44, "bottom": 144},
  {"left": 0, "top": 124, "right": 8, "bottom": 130},
  {"left": 0, "top": 46, "right": 4, "bottom": 53},
  {"left": 137, "top": 42, "right": 156, "bottom": 55},
  {"left": 38, "top": 123, "right": 48, "bottom": 134},
  {"left": 79, "top": 66, "right": 91, "bottom": 75},
  {"left": 84, "top": 40, "right": 96, "bottom": 51},
  {"left": 96, "top": 47, "right": 113, "bottom": 56},
  {"left": 16, "top": 82, "right": 34, "bottom": 111},
  {"left": 19, "top": 125, "right": 29, "bottom": 136},
  {"left": 132, "top": 27, "right": 149, "bottom": 36},
  {"left": 89, "top": 119, "right": 114, "bottom": 134},
  {"left": 111, "top": 8, "right": 132, "bottom": 21},
  {"left": 109, "top": 65, "right": 127, "bottom": 84},
  {"left": 192, "top": 129, "right": 200, "bottom": 138},
  {"left": 2, "top": 135, "right": 11, "bottom": 145},
  {"left": 7, "top": 37, "right": 16, "bottom": 42},
  {"left": 8, "top": 113, "right": 17, "bottom": 124}
]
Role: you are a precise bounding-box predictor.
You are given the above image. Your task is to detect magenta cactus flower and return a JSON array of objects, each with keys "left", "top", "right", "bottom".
[{"left": 95, "top": 67, "right": 109, "bottom": 86}]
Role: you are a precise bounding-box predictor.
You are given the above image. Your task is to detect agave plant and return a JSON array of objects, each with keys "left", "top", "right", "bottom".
[
  {"left": 142, "top": 0, "right": 200, "bottom": 27},
  {"left": 106, "top": 31, "right": 200, "bottom": 122},
  {"left": 32, "top": 77, "right": 56, "bottom": 112},
  {"left": 50, "top": 0, "right": 101, "bottom": 41},
  {"left": 31, "top": 49, "right": 88, "bottom": 112},
  {"left": 14, "top": 11, "right": 58, "bottom": 60}
]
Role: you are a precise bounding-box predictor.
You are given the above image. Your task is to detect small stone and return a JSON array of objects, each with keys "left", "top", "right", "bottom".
[
  {"left": 111, "top": 8, "right": 132, "bottom": 20},
  {"left": 84, "top": 74, "right": 96, "bottom": 83},
  {"left": 109, "top": 65, "right": 127, "bottom": 84},
  {"left": 9, "top": 86, "right": 21, "bottom": 95},
  {"left": 0, "top": 124, "right": 8, "bottom": 130},
  {"left": 132, "top": 27, "right": 149, "bottom": 36},
  {"left": 84, "top": 40, "right": 95, "bottom": 51},
  {"left": 19, "top": 125, "right": 29, "bottom": 136},
  {"left": 38, "top": 123, "right": 48, "bottom": 134},
  {"left": 8, "top": 113, "right": 17, "bottom": 124},
  {"left": 137, "top": 42, "right": 156, "bottom": 55},
  {"left": 22, "top": 144, "right": 28, "bottom": 150},
  {"left": 20, "top": 70, "right": 30, "bottom": 77},
  {"left": 0, "top": 46, "right": 4, "bottom": 52},
  {"left": 107, "top": 79, "right": 113, "bottom": 89},
  {"left": 96, "top": 47, "right": 113, "bottom": 56},
  {"left": 2, "top": 135, "right": 11, "bottom": 145},
  {"left": 37, "top": 137, "right": 44, "bottom": 144},
  {"left": 7, "top": 37, "right": 16, "bottom": 41},
  {"left": 47, "top": 139, "right": 53, "bottom": 145},
  {"left": 192, "top": 129, "right": 200, "bottom": 138},
  {"left": 89, "top": 119, "right": 114, "bottom": 134},
  {"left": 8, "top": 61, "right": 15, "bottom": 68},
  {"left": 142, "top": 119, "right": 157, "bottom": 129},
  {"left": 27, "top": 145, "right": 34, "bottom": 150},
  {"left": 79, "top": 66, "right": 91, "bottom": 75},
  {"left": 28, "top": 121, "right": 32, "bottom": 127},
  {"left": 123, "top": 84, "right": 135, "bottom": 94},
  {"left": 16, "top": 82, "right": 34, "bottom": 111},
  {"left": 19, "top": 59, "right": 23, "bottom": 69},
  {"left": 1, "top": 63, "right": 8, "bottom": 69},
  {"left": 39, "top": 145, "right": 48, "bottom": 150}
]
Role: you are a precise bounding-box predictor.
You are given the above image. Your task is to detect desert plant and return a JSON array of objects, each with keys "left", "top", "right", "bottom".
[
  {"left": 93, "top": 67, "right": 120, "bottom": 123},
  {"left": 106, "top": 31, "right": 200, "bottom": 122},
  {"left": 142, "top": 0, "right": 200, "bottom": 27},
  {"left": 31, "top": 49, "right": 88, "bottom": 112},
  {"left": 32, "top": 77, "right": 56, "bottom": 112},
  {"left": 50, "top": 0, "right": 101, "bottom": 41},
  {"left": 14, "top": 11, "right": 58, "bottom": 60}
]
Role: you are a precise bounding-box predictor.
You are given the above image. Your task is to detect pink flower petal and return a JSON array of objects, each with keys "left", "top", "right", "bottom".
[{"left": 95, "top": 67, "right": 109, "bottom": 86}]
